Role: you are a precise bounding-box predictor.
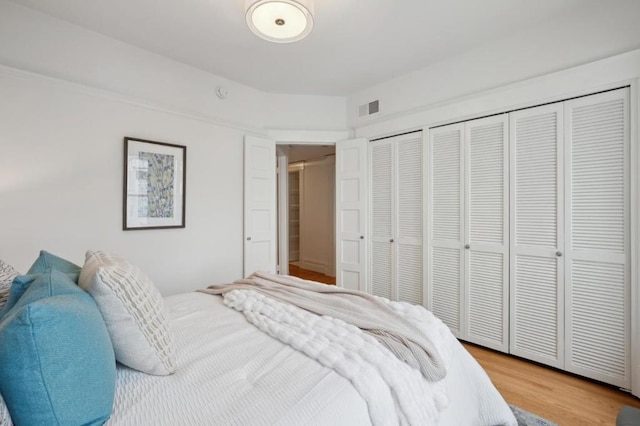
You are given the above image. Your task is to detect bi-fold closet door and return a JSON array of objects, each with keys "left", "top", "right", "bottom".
[
  {"left": 511, "top": 88, "right": 630, "bottom": 387},
  {"left": 428, "top": 115, "right": 510, "bottom": 352},
  {"left": 425, "top": 88, "right": 630, "bottom": 387},
  {"left": 369, "top": 132, "right": 425, "bottom": 305},
  {"left": 509, "top": 103, "right": 565, "bottom": 368}
]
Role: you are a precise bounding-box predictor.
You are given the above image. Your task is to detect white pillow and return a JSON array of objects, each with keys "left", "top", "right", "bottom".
[
  {"left": 79, "top": 250, "right": 175, "bottom": 376},
  {"left": 0, "top": 392, "right": 13, "bottom": 426},
  {"left": 0, "top": 260, "right": 18, "bottom": 311}
]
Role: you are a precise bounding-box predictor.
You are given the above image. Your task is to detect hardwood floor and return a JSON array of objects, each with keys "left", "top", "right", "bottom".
[
  {"left": 464, "top": 343, "right": 640, "bottom": 425},
  {"left": 288, "top": 264, "right": 336, "bottom": 285}
]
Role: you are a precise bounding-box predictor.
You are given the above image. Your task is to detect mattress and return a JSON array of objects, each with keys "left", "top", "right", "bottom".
[{"left": 108, "top": 292, "right": 515, "bottom": 425}]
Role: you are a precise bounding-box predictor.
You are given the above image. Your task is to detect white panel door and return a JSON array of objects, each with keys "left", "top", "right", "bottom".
[
  {"left": 464, "top": 115, "right": 509, "bottom": 352},
  {"left": 509, "top": 104, "right": 565, "bottom": 368},
  {"left": 336, "top": 138, "right": 368, "bottom": 291},
  {"left": 244, "top": 135, "right": 277, "bottom": 276},
  {"left": 369, "top": 139, "right": 394, "bottom": 299},
  {"left": 396, "top": 133, "right": 425, "bottom": 306},
  {"left": 564, "top": 88, "right": 630, "bottom": 387},
  {"left": 428, "top": 124, "right": 465, "bottom": 337}
]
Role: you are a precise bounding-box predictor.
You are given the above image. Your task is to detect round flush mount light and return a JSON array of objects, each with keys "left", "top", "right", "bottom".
[{"left": 245, "top": 0, "right": 314, "bottom": 43}]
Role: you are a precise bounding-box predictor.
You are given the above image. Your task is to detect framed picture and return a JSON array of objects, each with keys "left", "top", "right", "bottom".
[{"left": 123, "top": 137, "right": 186, "bottom": 230}]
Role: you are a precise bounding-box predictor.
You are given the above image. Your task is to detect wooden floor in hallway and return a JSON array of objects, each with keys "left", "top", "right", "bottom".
[{"left": 288, "top": 263, "right": 336, "bottom": 285}]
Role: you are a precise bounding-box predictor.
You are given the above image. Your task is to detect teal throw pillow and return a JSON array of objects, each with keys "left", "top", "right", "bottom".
[
  {"left": 1, "top": 250, "right": 82, "bottom": 317},
  {"left": 0, "top": 269, "right": 116, "bottom": 426},
  {"left": 0, "top": 275, "right": 32, "bottom": 320},
  {"left": 27, "top": 250, "right": 81, "bottom": 280}
]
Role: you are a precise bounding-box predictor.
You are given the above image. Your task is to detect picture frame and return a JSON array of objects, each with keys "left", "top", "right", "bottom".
[{"left": 123, "top": 137, "right": 186, "bottom": 230}]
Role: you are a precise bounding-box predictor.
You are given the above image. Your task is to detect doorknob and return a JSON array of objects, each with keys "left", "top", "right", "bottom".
[
  {"left": 555, "top": 251, "right": 563, "bottom": 257},
  {"left": 465, "top": 244, "right": 470, "bottom": 249},
  {"left": 390, "top": 239, "right": 394, "bottom": 243},
  {"left": 246, "top": 237, "right": 252, "bottom": 241},
  {"left": 360, "top": 235, "right": 364, "bottom": 239}
]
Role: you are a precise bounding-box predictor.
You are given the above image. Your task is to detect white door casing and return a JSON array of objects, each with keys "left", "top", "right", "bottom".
[
  {"left": 336, "top": 138, "right": 368, "bottom": 291},
  {"left": 244, "top": 135, "right": 277, "bottom": 277},
  {"left": 277, "top": 150, "right": 289, "bottom": 275}
]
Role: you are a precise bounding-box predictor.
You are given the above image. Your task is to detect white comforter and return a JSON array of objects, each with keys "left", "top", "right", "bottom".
[
  {"left": 108, "top": 292, "right": 516, "bottom": 426},
  {"left": 223, "top": 289, "right": 449, "bottom": 425}
]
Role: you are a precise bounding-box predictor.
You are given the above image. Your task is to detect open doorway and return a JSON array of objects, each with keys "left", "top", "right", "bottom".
[{"left": 278, "top": 144, "right": 336, "bottom": 285}]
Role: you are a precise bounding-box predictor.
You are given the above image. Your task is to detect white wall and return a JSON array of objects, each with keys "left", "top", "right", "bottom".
[
  {"left": 0, "top": 69, "right": 245, "bottom": 295},
  {"left": 348, "top": 0, "right": 640, "bottom": 132},
  {"left": 265, "top": 94, "right": 347, "bottom": 131},
  {"left": 0, "top": 0, "right": 348, "bottom": 295},
  {"left": 352, "top": 49, "right": 640, "bottom": 139},
  {"left": 287, "top": 145, "right": 335, "bottom": 163},
  {"left": 0, "top": 1, "right": 347, "bottom": 132},
  {"left": 298, "top": 158, "right": 335, "bottom": 276}
]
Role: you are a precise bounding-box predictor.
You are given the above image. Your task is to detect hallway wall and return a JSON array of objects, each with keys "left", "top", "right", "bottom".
[{"left": 297, "top": 157, "right": 335, "bottom": 277}]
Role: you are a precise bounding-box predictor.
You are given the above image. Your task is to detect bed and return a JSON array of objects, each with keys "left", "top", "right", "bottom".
[
  {"left": 108, "top": 292, "right": 516, "bottom": 425},
  {"left": 0, "top": 251, "right": 517, "bottom": 426}
]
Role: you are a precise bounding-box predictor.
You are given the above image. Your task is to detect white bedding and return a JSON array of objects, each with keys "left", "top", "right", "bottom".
[
  {"left": 108, "top": 292, "right": 516, "bottom": 425},
  {"left": 223, "top": 289, "right": 447, "bottom": 425}
]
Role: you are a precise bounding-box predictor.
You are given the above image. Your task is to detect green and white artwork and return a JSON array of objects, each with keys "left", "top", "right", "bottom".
[
  {"left": 137, "top": 152, "right": 175, "bottom": 218},
  {"left": 124, "top": 137, "right": 186, "bottom": 230}
]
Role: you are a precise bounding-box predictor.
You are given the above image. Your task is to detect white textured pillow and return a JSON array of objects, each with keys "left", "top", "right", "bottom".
[
  {"left": 0, "top": 392, "right": 13, "bottom": 426},
  {"left": 79, "top": 250, "right": 175, "bottom": 376},
  {"left": 0, "top": 260, "right": 18, "bottom": 311}
]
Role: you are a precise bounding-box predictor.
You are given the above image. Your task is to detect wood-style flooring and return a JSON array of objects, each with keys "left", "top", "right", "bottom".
[
  {"left": 288, "top": 263, "right": 336, "bottom": 285},
  {"left": 289, "top": 267, "right": 639, "bottom": 424},
  {"left": 464, "top": 343, "right": 640, "bottom": 425}
]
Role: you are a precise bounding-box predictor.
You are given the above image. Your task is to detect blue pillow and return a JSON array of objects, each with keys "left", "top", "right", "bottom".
[
  {"left": 27, "top": 250, "right": 82, "bottom": 280},
  {"left": 0, "top": 275, "right": 32, "bottom": 320},
  {"left": 0, "top": 269, "right": 116, "bottom": 426},
  {"left": 0, "top": 251, "right": 82, "bottom": 317}
]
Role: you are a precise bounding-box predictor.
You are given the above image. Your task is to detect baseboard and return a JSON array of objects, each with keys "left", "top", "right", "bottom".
[{"left": 299, "top": 259, "right": 328, "bottom": 275}]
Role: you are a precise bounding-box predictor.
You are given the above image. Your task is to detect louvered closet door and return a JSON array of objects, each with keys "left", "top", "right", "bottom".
[
  {"left": 370, "top": 140, "right": 394, "bottom": 299},
  {"left": 564, "top": 89, "right": 630, "bottom": 387},
  {"left": 509, "top": 104, "right": 565, "bottom": 368},
  {"left": 429, "top": 124, "right": 464, "bottom": 336},
  {"left": 396, "top": 133, "right": 425, "bottom": 306},
  {"left": 464, "top": 115, "right": 509, "bottom": 352}
]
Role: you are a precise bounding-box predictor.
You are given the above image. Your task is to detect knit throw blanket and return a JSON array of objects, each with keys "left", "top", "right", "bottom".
[
  {"left": 200, "top": 272, "right": 446, "bottom": 382},
  {"left": 218, "top": 288, "right": 451, "bottom": 425}
]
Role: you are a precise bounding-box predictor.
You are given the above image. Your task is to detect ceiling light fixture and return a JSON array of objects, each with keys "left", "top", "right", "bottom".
[{"left": 245, "top": 0, "right": 314, "bottom": 43}]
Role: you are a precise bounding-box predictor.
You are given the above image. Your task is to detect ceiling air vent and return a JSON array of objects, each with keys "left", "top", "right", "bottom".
[{"left": 358, "top": 100, "right": 380, "bottom": 118}]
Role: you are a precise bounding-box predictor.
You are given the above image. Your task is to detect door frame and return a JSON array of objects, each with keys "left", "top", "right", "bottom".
[
  {"left": 276, "top": 147, "right": 289, "bottom": 275},
  {"left": 276, "top": 141, "right": 338, "bottom": 277}
]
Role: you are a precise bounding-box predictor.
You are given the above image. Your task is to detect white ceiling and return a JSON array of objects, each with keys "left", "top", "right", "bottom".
[{"left": 10, "top": 0, "right": 600, "bottom": 96}]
